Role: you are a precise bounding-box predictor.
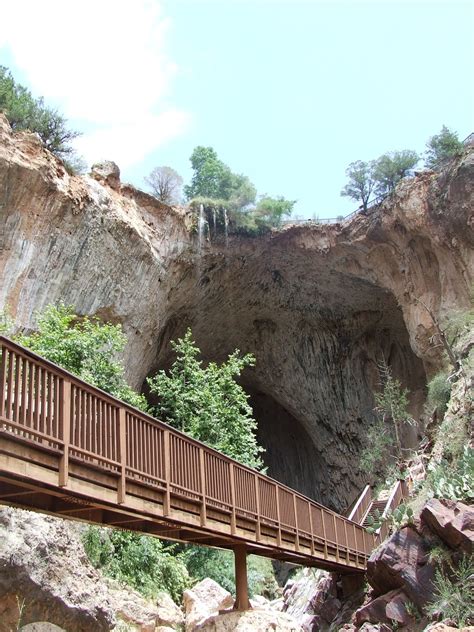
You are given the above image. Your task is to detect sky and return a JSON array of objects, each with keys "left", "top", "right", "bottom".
[{"left": 0, "top": 0, "right": 473, "bottom": 219}]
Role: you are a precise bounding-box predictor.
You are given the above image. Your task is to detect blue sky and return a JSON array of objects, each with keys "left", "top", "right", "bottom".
[{"left": 1, "top": 1, "right": 473, "bottom": 218}]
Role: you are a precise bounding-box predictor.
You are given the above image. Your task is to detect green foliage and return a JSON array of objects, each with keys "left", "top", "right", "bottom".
[
  {"left": 183, "top": 547, "right": 278, "bottom": 599},
  {"left": 0, "top": 309, "right": 13, "bottom": 335},
  {"left": 340, "top": 160, "right": 376, "bottom": 211},
  {"left": 365, "top": 503, "right": 414, "bottom": 535},
  {"left": 373, "top": 150, "right": 419, "bottom": 194},
  {"left": 0, "top": 66, "right": 81, "bottom": 164},
  {"left": 427, "top": 446, "right": 474, "bottom": 502},
  {"left": 427, "top": 372, "right": 452, "bottom": 416},
  {"left": 148, "top": 329, "right": 264, "bottom": 470},
  {"left": 83, "top": 527, "right": 190, "bottom": 603},
  {"left": 253, "top": 195, "right": 296, "bottom": 228},
  {"left": 359, "top": 419, "right": 393, "bottom": 475},
  {"left": 427, "top": 556, "right": 474, "bottom": 627},
  {"left": 16, "top": 304, "right": 148, "bottom": 411},
  {"left": 425, "top": 125, "right": 464, "bottom": 169},
  {"left": 184, "top": 146, "right": 256, "bottom": 206}
]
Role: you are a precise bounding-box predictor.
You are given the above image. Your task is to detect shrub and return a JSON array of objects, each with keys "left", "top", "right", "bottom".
[
  {"left": 427, "top": 556, "right": 474, "bottom": 627},
  {"left": 427, "top": 372, "right": 452, "bottom": 416},
  {"left": 83, "top": 527, "right": 190, "bottom": 603}
]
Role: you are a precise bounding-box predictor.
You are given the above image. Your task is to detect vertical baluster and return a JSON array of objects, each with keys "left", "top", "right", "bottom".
[
  {"left": 0, "top": 344, "right": 7, "bottom": 418},
  {"left": 6, "top": 350, "right": 14, "bottom": 420},
  {"left": 13, "top": 354, "right": 21, "bottom": 423},
  {"left": 20, "top": 356, "right": 28, "bottom": 427},
  {"left": 40, "top": 365, "right": 46, "bottom": 434},
  {"left": 27, "top": 361, "right": 34, "bottom": 429},
  {"left": 59, "top": 379, "right": 71, "bottom": 487},
  {"left": 33, "top": 363, "right": 40, "bottom": 432},
  {"left": 293, "top": 494, "right": 300, "bottom": 551},
  {"left": 117, "top": 407, "right": 126, "bottom": 503},
  {"left": 321, "top": 509, "right": 329, "bottom": 559}
]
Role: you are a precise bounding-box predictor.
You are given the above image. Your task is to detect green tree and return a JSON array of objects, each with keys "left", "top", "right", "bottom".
[
  {"left": 425, "top": 125, "right": 463, "bottom": 169},
  {"left": 17, "top": 304, "right": 148, "bottom": 411},
  {"left": 373, "top": 150, "right": 419, "bottom": 194},
  {"left": 147, "top": 329, "right": 264, "bottom": 470},
  {"left": 0, "top": 66, "right": 81, "bottom": 165},
  {"left": 340, "top": 160, "right": 376, "bottom": 211},
  {"left": 184, "top": 146, "right": 257, "bottom": 206},
  {"left": 145, "top": 166, "right": 183, "bottom": 205},
  {"left": 254, "top": 195, "right": 296, "bottom": 227}
]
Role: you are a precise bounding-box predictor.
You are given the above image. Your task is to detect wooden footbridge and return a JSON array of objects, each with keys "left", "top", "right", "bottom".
[{"left": 0, "top": 336, "right": 404, "bottom": 609}]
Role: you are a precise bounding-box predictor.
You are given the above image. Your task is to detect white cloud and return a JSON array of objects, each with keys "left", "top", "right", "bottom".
[{"left": 0, "top": 0, "right": 190, "bottom": 166}]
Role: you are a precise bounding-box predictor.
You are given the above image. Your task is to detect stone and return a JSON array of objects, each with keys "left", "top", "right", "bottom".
[
  {"left": 194, "top": 608, "right": 303, "bottom": 631},
  {"left": 90, "top": 160, "right": 121, "bottom": 190},
  {"left": 424, "top": 624, "right": 474, "bottom": 632},
  {"left": 183, "top": 578, "right": 234, "bottom": 631},
  {"left": 0, "top": 507, "right": 183, "bottom": 632},
  {"left": 367, "top": 526, "right": 436, "bottom": 607},
  {"left": 355, "top": 588, "right": 413, "bottom": 626},
  {"left": 421, "top": 499, "right": 474, "bottom": 554},
  {"left": 20, "top": 625, "right": 66, "bottom": 632}
]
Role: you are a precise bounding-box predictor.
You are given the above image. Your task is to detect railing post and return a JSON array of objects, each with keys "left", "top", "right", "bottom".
[
  {"left": 58, "top": 379, "right": 71, "bottom": 487},
  {"left": 229, "top": 463, "right": 237, "bottom": 535},
  {"left": 308, "top": 500, "right": 315, "bottom": 555},
  {"left": 117, "top": 408, "right": 127, "bottom": 504},
  {"left": 275, "top": 486, "right": 282, "bottom": 547},
  {"left": 0, "top": 343, "right": 7, "bottom": 418},
  {"left": 332, "top": 513, "right": 339, "bottom": 562},
  {"left": 233, "top": 544, "right": 251, "bottom": 611},
  {"left": 199, "top": 447, "right": 207, "bottom": 527},
  {"left": 293, "top": 494, "right": 300, "bottom": 551},
  {"left": 163, "top": 429, "right": 171, "bottom": 516},
  {"left": 255, "top": 475, "right": 261, "bottom": 542}
]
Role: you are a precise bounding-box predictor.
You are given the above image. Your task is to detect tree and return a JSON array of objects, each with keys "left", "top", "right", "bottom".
[
  {"left": 147, "top": 329, "right": 264, "bottom": 470},
  {"left": 145, "top": 166, "right": 183, "bottom": 205},
  {"left": 340, "top": 160, "right": 376, "bottom": 211},
  {"left": 254, "top": 195, "right": 296, "bottom": 227},
  {"left": 0, "top": 66, "right": 80, "bottom": 163},
  {"left": 184, "top": 146, "right": 257, "bottom": 207},
  {"left": 16, "top": 304, "right": 148, "bottom": 411},
  {"left": 373, "top": 150, "right": 419, "bottom": 195},
  {"left": 425, "top": 125, "right": 463, "bottom": 169}
]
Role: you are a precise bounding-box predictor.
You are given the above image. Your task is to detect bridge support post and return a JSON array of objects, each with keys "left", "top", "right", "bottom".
[{"left": 233, "top": 544, "right": 251, "bottom": 611}]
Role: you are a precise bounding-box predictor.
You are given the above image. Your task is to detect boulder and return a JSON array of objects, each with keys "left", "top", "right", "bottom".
[
  {"left": 90, "top": 160, "right": 121, "bottom": 190},
  {"left": 367, "top": 526, "right": 436, "bottom": 607},
  {"left": 421, "top": 499, "right": 473, "bottom": 554},
  {"left": 424, "top": 624, "right": 474, "bottom": 632},
  {"left": 194, "top": 608, "right": 303, "bottom": 631},
  {"left": 19, "top": 625, "right": 66, "bottom": 632},
  {"left": 355, "top": 588, "right": 412, "bottom": 627},
  {"left": 183, "top": 578, "right": 233, "bottom": 631}
]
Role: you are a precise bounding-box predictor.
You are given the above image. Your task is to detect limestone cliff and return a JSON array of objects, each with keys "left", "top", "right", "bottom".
[{"left": 0, "top": 114, "right": 472, "bottom": 509}]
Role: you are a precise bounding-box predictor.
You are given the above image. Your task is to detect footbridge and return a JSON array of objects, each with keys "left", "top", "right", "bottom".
[{"left": 0, "top": 336, "right": 402, "bottom": 608}]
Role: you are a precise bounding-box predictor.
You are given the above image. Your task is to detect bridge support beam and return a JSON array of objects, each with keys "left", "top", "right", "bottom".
[{"left": 233, "top": 544, "right": 251, "bottom": 611}]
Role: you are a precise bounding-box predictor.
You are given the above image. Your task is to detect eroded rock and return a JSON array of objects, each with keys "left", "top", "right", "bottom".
[
  {"left": 183, "top": 578, "right": 234, "bottom": 631},
  {"left": 90, "top": 160, "right": 121, "bottom": 190},
  {"left": 367, "top": 526, "right": 436, "bottom": 608},
  {"left": 194, "top": 608, "right": 303, "bottom": 631},
  {"left": 421, "top": 499, "right": 474, "bottom": 554}
]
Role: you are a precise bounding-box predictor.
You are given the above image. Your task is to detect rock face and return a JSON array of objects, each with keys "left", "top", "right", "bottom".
[
  {"left": 421, "top": 499, "right": 474, "bottom": 554},
  {"left": 194, "top": 609, "right": 303, "bottom": 631},
  {"left": 1, "top": 113, "right": 473, "bottom": 508},
  {"left": 0, "top": 507, "right": 183, "bottom": 631},
  {"left": 183, "top": 578, "right": 234, "bottom": 632}
]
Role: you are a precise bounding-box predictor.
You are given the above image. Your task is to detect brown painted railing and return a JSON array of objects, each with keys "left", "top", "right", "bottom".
[
  {"left": 375, "top": 480, "right": 408, "bottom": 543},
  {"left": 0, "top": 335, "right": 375, "bottom": 569}
]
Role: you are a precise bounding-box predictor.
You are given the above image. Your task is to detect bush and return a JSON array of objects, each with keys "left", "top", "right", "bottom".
[
  {"left": 83, "top": 527, "right": 190, "bottom": 603},
  {"left": 427, "top": 446, "right": 474, "bottom": 502},
  {"left": 427, "top": 556, "right": 474, "bottom": 627},
  {"left": 427, "top": 372, "right": 452, "bottom": 416}
]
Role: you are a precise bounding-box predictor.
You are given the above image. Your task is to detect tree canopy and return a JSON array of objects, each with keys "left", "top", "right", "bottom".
[
  {"left": 0, "top": 66, "right": 81, "bottom": 166},
  {"left": 340, "top": 160, "right": 376, "bottom": 211},
  {"left": 254, "top": 195, "right": 296, "bottom": 227},
  {"left": 17, "top": 304, "right": 148, "bottom": 411},
  {"left": 425, "top": 125, "right": 463, "bottom": 169},
  {"left": 145, "top": 166, "right": 183, "bottom": 205},
  {"left": 147, "top": 329, "right": 264, "bottom": 470},
  {"left": 372, "top": 150, "right": 419, "bottom": 195}
]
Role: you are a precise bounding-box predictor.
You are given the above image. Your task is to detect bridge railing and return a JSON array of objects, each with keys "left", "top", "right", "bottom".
[{"left": 0, "top": 335, "right": 374, "bottom": 563}]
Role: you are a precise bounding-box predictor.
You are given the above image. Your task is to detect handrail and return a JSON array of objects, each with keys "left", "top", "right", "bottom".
[
  {"left": 347, "top": 484, "right": 372, "bottom": 524},
  {"left": 0, "top": 335, "right": 374, "bottom": 566},
  {"left": 375, "top": 480, "right": 408, "bottom": 543}
]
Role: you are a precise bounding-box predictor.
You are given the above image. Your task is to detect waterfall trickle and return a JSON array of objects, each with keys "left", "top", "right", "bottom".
[
  {"left": 198, "top": 204, "right": 205, "bottom": 252},
  {"left": 224, "top": 208, "right": 229, "bottom": 247}
]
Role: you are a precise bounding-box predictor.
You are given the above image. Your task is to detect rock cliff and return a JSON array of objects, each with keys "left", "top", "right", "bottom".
[{"left": 0, "top": 114, "right": 472, "bottom": 509}]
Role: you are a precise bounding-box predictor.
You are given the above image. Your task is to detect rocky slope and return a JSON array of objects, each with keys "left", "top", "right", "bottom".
[{"left": 1, "top": 113, "right": 472, "bottom": 508}]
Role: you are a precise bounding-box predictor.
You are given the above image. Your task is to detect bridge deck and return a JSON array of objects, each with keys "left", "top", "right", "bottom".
[{"left": 0, "top": 336, "right": 374, "bottom": 573}]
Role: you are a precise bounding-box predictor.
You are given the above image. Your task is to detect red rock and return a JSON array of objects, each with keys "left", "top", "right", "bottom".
[
  {"left": 355, "top": 588, "right": 413, "bottom": 626},
  {"left": 421, "top": 499, "right": 473, "bottom": 554},
  {"left": 366, "top": 526, "right": 436, "bottom": 607}
]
